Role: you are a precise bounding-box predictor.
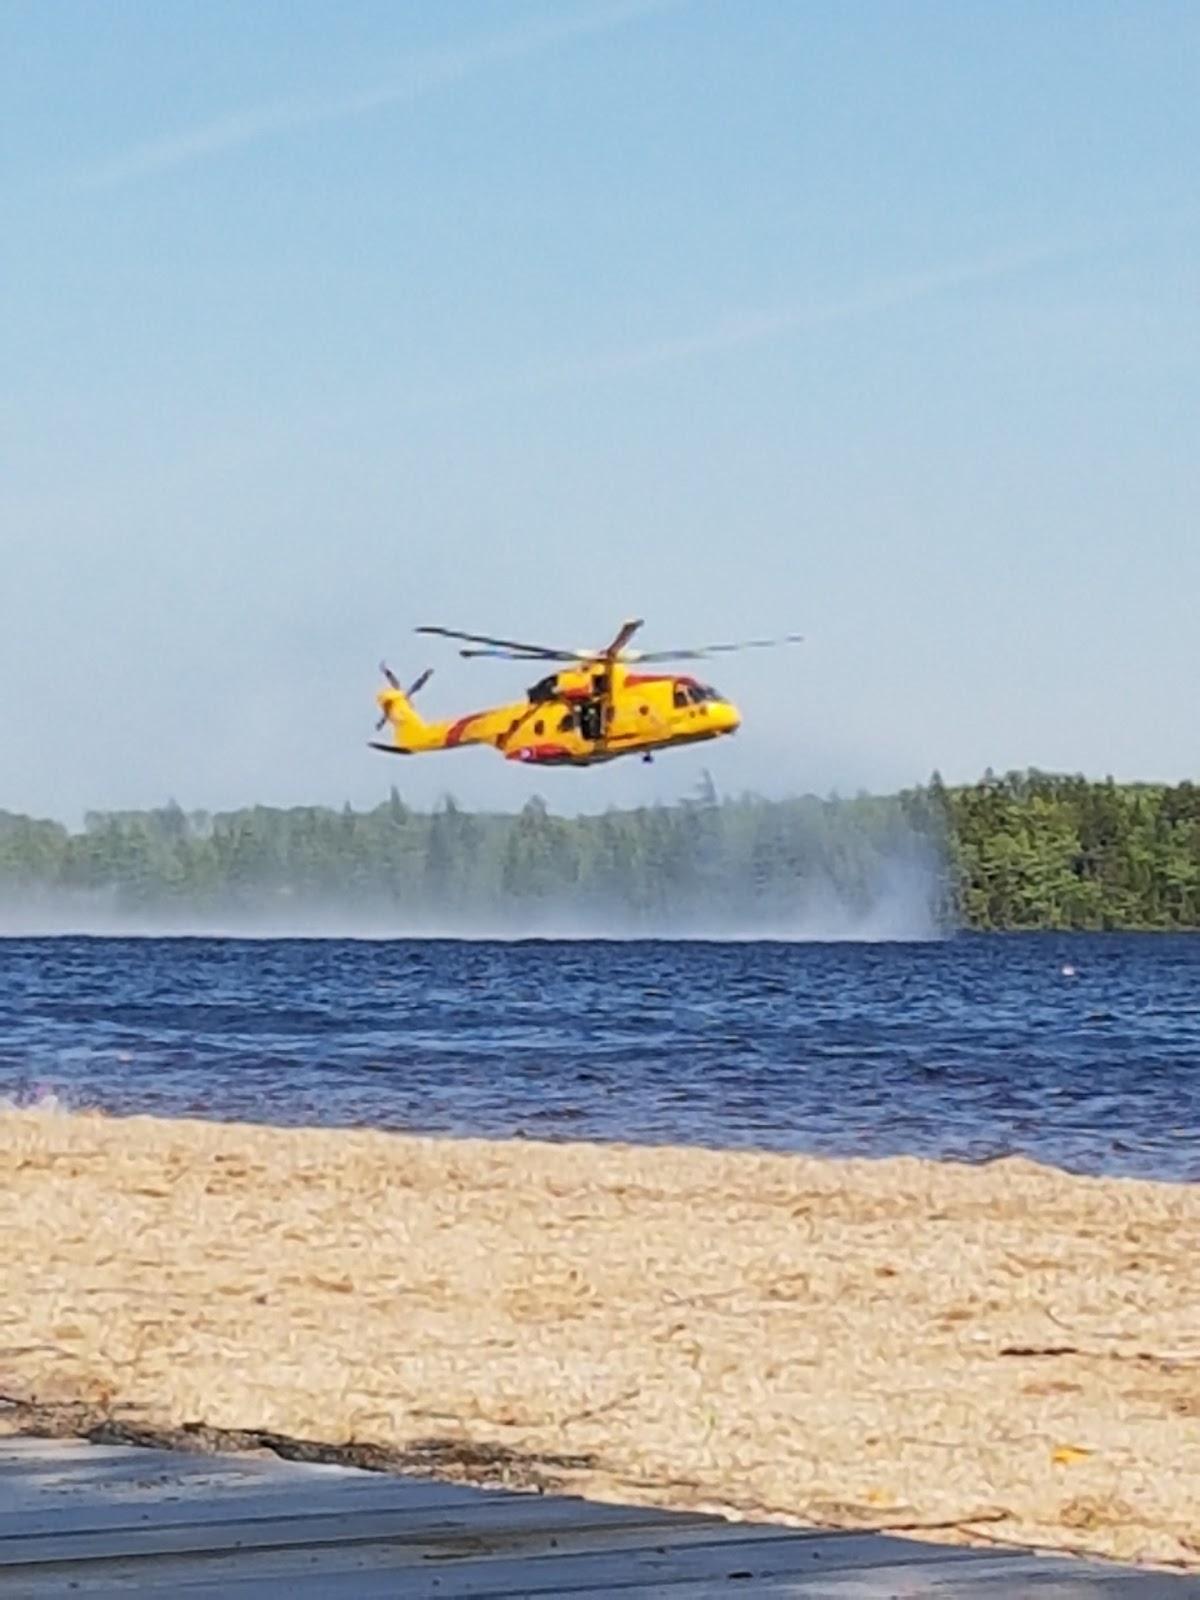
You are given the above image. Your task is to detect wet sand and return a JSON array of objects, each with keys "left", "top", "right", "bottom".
[{"left": 2, "top": 1108, "right": 1198, "bottom": 1569}]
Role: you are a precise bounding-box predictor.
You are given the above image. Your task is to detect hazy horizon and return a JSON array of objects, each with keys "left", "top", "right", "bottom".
[{"left": 8, "top": 759, "right": 1187, "bottom": 835}]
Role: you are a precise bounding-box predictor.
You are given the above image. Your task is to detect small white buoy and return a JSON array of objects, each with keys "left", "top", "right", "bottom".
[{"left": 1061, "top": 963, "right": 1077, "bottom": 978}]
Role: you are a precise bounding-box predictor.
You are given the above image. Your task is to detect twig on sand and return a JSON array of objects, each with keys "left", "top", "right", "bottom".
[
  {"left": 558, "top": 1386, "right": 641, "bottom": 1427},
  {"left": 661, "top": 1286, "right": 746, "bottom": 1309},
  {"left": 806, "top": 1506, "right": 1010, "bottom": 1536},
  {"left": 998, "top": 1344, "right": 1200, "bottom": 1366},
  {"left": 999, "top": 1345, "right": 1082, "bottom": 1358},
  {"left": 1037, "top": 1309, "right": 1200, "bottom": 1363}
]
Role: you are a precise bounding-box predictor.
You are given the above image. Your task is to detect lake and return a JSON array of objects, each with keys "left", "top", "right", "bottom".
[{"left": 1, "top": 933, "right": 1197, "bottom": 1180}]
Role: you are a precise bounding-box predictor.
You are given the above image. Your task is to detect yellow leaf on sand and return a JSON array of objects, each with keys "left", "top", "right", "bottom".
[{"left": 1052, "top": 1445, "right": 1093, "bottom": 1466}]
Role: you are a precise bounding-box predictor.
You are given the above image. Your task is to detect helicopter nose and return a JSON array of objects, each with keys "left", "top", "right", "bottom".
[{"left": 721, "top": 701, "right": 741, "bottom": 733}]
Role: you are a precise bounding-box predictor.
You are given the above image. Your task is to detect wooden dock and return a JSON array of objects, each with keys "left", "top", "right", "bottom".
[{"left": 0, "top": 1437, "right": 1192, "bottom": 1596}]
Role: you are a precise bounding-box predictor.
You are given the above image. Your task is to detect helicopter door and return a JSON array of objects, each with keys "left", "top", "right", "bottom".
[{"left": 578, "top": 700, "right": 603, "bottom": 741}]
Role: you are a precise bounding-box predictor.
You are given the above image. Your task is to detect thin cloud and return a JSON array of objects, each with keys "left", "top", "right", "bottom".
[
  {"left": 531, "top": 241, "right": 1087, "bottom": 385},
  {"left": 81, "top": 0, "right": 682, "bottom": 189},
  {"left": 407, "top": 236, "right": 1091, "bottom": 410}
]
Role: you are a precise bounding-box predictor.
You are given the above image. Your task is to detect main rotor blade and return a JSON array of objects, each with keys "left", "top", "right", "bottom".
[
  {"left": 633, "top": 634, "right": 804, "bottom": 663},
  {"left": 458, "top": 647, "right": 580, "bottom": 661},
  {"left": 604, "top": 617, "right": 644, "bottom": 659},
  {"left": 416, "top": 625, "right": 575, "bottom": 660}
]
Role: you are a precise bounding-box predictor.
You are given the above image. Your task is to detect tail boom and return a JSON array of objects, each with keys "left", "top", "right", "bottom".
[{"left": 372, "top": 691, "right": 518, "bottom": 755}]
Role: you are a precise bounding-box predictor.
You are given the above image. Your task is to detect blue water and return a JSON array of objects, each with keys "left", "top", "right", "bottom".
[{"left": 1, "top": 934, "right": 1197, "bottom": 1181}]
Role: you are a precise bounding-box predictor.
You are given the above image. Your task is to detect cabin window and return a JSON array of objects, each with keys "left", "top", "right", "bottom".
[
  {"left": 558, "top": 712, "right": 575, "bottom": 732},
  {"left": 673, "top": 685, "right": 688, "bottom": 708},
  {"left": 534, "top": 719, "right": 545, "bottom": 736}
]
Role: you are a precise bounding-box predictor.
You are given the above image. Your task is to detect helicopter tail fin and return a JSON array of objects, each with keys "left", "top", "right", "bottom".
[{"left": 373, "top": 665, "right": 433, "bottom": 752}]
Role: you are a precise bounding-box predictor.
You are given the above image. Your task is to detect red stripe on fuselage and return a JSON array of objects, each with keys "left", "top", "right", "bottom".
[{"left": 445, "top": 712, "right": 487, "bottom": 747}]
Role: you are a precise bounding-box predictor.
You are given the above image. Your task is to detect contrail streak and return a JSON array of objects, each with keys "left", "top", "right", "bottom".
[
  {"left": 401, "top": 235, "right": 1093, "bottom": 410},
  {"left": 80, "top": 0, "right": 683, "bottom": 189}
]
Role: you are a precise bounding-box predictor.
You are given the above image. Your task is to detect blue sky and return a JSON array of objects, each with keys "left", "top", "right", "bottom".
[{"left": 3, "top": 0, "right": 1197, "bottom": 821}]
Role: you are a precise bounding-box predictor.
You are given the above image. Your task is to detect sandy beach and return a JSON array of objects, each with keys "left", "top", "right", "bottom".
[{"left": 2, "top": 1108, "right": 1198, "bottom": 1570}]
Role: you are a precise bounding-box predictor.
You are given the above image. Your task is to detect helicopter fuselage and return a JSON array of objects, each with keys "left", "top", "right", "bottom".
[{"left": 373, "top": 661, "right": 741, "bottom": 767}]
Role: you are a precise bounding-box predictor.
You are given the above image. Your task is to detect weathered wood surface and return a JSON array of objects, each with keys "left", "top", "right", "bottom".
[{"left": 0, "top": 1439, "right": 1193, "bottom": 1597}]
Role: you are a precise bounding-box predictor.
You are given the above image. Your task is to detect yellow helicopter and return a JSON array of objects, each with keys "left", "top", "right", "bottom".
[{"left": 370, "top": 618, "right": 802, "bottom": 767}]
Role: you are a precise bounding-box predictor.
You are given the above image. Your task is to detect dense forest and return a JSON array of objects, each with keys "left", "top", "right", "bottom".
[
  {"left": 932, "top": 770, "right": 1200, "bottom": 930},
  {"left": 1, "top": 770, "right": 1198, "bottom": 933}
]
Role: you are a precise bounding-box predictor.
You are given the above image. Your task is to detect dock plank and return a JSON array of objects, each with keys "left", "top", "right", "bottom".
[
  {"left": 0, "top": 1471, "right": 520, "bottom": 1541},
  {"left": 6, "top": 1537, "right": 1086, "bottom": 1599},
  {"left": 555, "top": 1567, "right": 1200, "bottom": 1599},
  {"left": 0, "top": 1495, "right": 716, "bottom": 1567},
  {"left": 0, "top": 1521, "right": 801, "bottom": 1596},
  {"left": 0, "top": 1438, "right": 1191, "bottom": 1597}
]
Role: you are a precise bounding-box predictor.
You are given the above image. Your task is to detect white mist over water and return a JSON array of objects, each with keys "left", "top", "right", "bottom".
[{"left": 0, "top": 841, "right": 945, "bottom": 942}]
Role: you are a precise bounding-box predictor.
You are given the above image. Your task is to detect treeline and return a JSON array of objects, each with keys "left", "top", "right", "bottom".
[
  {"left": 925, "top": 769, "right": 1200, "bottom": 930},
  {"left": 1, "top": 770, "right": 1198, "bottom": 932}
]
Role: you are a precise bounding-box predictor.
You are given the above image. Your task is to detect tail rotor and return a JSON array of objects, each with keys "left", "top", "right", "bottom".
[{"left": 375, "top": 663, "right": 433, "bottom": 730}]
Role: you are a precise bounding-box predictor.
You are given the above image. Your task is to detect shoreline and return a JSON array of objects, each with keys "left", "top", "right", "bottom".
[{"left": 3, "top": 1108, "right": 1198, "bottom": 1570}]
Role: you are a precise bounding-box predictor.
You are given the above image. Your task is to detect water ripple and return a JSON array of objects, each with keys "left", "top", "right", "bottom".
[{"left": 0, "top": 933, "right": 1197, "bottom": 1181}]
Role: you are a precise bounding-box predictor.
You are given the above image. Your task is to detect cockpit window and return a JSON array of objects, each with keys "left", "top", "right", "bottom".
[{"left": 677, "top": 683, "right": 720, "bottom": 706}]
